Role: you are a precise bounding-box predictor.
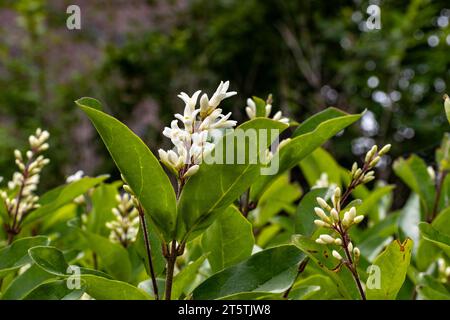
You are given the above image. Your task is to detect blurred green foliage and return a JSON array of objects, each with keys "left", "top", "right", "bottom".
[{"left": 0, "top": 0, "right": 449, "bottom": 194}]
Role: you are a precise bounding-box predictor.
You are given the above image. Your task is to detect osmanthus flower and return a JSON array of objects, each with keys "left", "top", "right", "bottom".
[
  {"left": 158, "top": 81, "right": 237, "bottom": 180},
  {"left": 106, "top": 192, "right": 140, "bottom": 248},
  {"left": 245, "top": 95, "right": 289, "bottom": 124},
  {"left": 0, "top": 128, "right": 50, "bottom": 240}
]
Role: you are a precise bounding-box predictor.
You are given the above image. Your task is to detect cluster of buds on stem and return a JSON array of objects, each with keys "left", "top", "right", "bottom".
[
  {"left": 106, "top": 192, "right": 140, "bottom": 247},
  {"left": 1, "top": 129, "right": 50, "bottom": 234},
  {"left": 314, "top": 187, "right": 363, "bottom": 266},
  {"left": 349, "top": 144, "right": 391, "bottom": 187},
  {"left": 245, "top": 94, "right": 289, "bottom": 124},
  {"left": 158, "top": 81, "right": 237, "bottom": 182}
]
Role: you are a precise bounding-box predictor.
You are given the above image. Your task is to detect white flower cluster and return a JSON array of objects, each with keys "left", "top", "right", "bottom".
[
  {"left": 159, "top": 81, "right": 237, "bottom": 179},
  {"left": 313, "top": 187, "right": 362, "bottom": 262},
  {"left": 106, "top": 192, "right": 140, "bottom": 247},
  {"left": 1, "top": 129, "right": 50, "bottom": 225},
  {"left": 245, "top": 96, "right": 289, "bottom": 124}
]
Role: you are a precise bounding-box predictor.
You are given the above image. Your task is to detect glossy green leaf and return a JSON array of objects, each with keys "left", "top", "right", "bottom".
[
  {"left": 299, "top": 148, "right": 342, "bottom": 188},
  {"left": 366, "top": 239, "right": 413, "bottom": 300},
  {"left": 419, "top": 222, "right": 450, "bottom": 257},
  {"left": 294, "top": 188, "right": 329, "bottom": 237},
  {"left": 192, "top": 245, "right": 304, "bottom": 300},
  {"left": 23, "top": 280, "right": 85, "bottom": 300},
  {"left": 289, "top": 275, "right": 340, "bottom": 300},
  {"left": 172, "top": 255, "right": 206, "bottom": 299},
  {"left": 86, "top": 183, "right": 118, "bottom": 236},
  {"left": 202, "top": 206, "right": 254, "bottom": 272},
  {"left": 78, "top": 100, "right": 177, "bottom": 241},
  {"left": 251, "top": 173, "right": 301, "bottom": 227},
  {"left": 0, "top": 236, "right": 49, "bottom": 277},
  {"left": 291, "top": 235, "right": 358, "bottom": 299},
  {"left": 23, "top": 176, "right": 107, "bottom": 225},
  {"left": 293, "top": 107, "right": 350, "bottom": 137},
  {"left": 81, "top": 231, "right": 132, "bottom": 281},
  {"left": 417, "top": 275, "right": 450, "bottom": 300},
  {"left": 393, "top": 155, "right": 435, "bottom": 219},
  {"left": 81, "top": 274, "right": 151, "bottom": 300},
  {"left": 253, "top": 112, "right": 361, "bottom": 199},
  {"left": 1, "top": 264, "right": 55, "bottom": 300},
  {"left": 177, "top": 118, "right": 288, "bottom": 241},
  {"left": 28, "top": 245, "right": 148, "bottom": 300}
]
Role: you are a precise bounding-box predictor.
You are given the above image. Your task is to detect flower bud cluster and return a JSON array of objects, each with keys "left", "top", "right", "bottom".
[
  {"left": 350, "top": 144, "right": 391, "bottom": 185},
  {"left": 245, "top": 95, "right": 289, "bottom": 124},
  {"left": 1, "top": 128, "right": 50, "bottom": 225},
  {"left": 314, "top": 187, "right": 363, "bottom": 263},
  {"left": 106, "top": 192, "right": 140, "bottom": 247},
  {"left": 159, "top": 81, "right": 237, "bottom": 179}
]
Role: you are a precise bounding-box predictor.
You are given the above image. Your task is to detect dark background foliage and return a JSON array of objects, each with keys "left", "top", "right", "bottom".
[{"left": 0, "top": 0, "right": 449, "bottom": 200}]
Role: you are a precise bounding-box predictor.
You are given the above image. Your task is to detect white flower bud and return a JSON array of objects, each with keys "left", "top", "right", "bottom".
[
  {"left": 319, "top": 234, "right": 336, "bottom": 244},
  {"left": 351, "top": 162, "right": 358, "bottom": 175},
  {"left": 316, "top": 197, "right": 331, "bottom": 211},
  {"left": 369, "top": 156, "right": 380, "bottom": 168},
  {"left": 365, "top": 145, "right": 378, "bottom": 162},
  {"left": 315, "top": 238, "right": 326, "bottom": 245},
  {"left": 353, "top": 215, "right": 364, "bottom": 224},
  {"left": 330, "top": 208, "right": 339, "bottom": 222},
  {"left": 334, "top": 238, "right": 342, "bottom": 245},
  {"left": 332, "top": 250, "right": 343, "bottom": 260},
  {"left": 347, "top": 242, "right": 353, "bottom": 253},
  {"left": 314, "top": 207, "right": 329, "bottom": 222},
  {"left": 183, "top": 165, "right": 200, "bottom": 178},
  {"left": 353, "top": 247, "right": 360, "bottom": 259},
  {"left": 314, "top": 219, "right": 329, "bottom": 228},
  {"left": 379, "top": 144, "right": 391, "bottom": 156}
]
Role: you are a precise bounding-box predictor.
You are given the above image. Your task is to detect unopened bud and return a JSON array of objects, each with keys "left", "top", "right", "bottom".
[
  {"left": 369, "top": 156, "right": 381, "bottom": 168},
  {"left": 319, "top": 234, "right": 336, "bottom": 244},
  {"left": 353, "top": 215, "right": 364, "bottom": 224},
  {"left": 316, "top": 197, "right": 331, "bottom": 211},
  {"left": 314, "top": 207, "right": 329, "bottom": 222},
  {"left": 353, "top": 247, "right": 360, "bottom": 259},
  {"left": 378, "top": 144, "right": 391, "bottom": 156},
  {"left": 330, "top": 208, "right": 339, "bottom": 221},
  {"left": 183, "top": 164, "right": 200, "bottom": 178},
  {"left": 314, "top": 219, "right": 329, "bottom": 228},
  {"left": 444, "top": 94, "right": 450, "bottom": 124},
  {"left": 334, "top": 238, "right": 342, "bottom": 245},
  {"left": 332, "top": 250, "right": 343, "bottom": 260},
  {"left": 365, "top": 145, "right": 378, "bottom": 162}
]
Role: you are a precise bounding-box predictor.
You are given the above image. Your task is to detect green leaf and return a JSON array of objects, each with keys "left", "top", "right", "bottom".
[
  {"left": 172, "top": 255, "right": 206, "bottom": 299},
  {"left": 299, "top": 147, "right": 342, "bottom": 188},
  {"left": 23, "top": 280, "right": 85, "bottom": 300},
  {"left": 293, "top": 107, "right": 350, "bottom": 137},
  {"left": 289, "top": 275, "right": 340, "bottom": 300},
  {"left": 419, "top": 222, "right": 450, "bottom": 257},
  {"left": 357, "top": 185, "right": 395, "bottom": 222},
  {"left": 252, "top": 112, "right": 361, "bottom": 199},
  {"left": 217, "top": 291, "right": 282, "bottom": 300},
  {"left": 76, "top": 97, "right": 103, "bottom": 111},
  {"left": 393, "top": 155, "right": 435, "bottom": 219},
  {"left": 294, "top": 188, "right": 329, "bottom": 237},
  {"left": 417, "top": 275, "right": 450, "bottom": 300},
  {"left": 177, "top": 118, "right": 288, "bottom": 241},
  {"left": 0, "top": 236, "right": 49, "bottom": 277},
  {"left": 202, "top": 206, "right": 254, "bottom": 273},
  {"left": 1, "top": 264, "right": 56, "bottom": 300},
  {"left": 86, "top": 183, "right": 118, "bottom": 236},
  {"left": 291, "top": 235, "right": 358, "bottom": 299},
  {"left": 28, "top": 245, "right": 149, "bottom": 300},
  {"left": 134, "top": 219, "right": 166, "bottom": 277},
  {"left": 81, "top": 231, "right": 132, "bottom": 281},
  {"left": 252, "top": 96, "right": 268, "bottom": 118},
  {"left": 366, "top": 239, "right": 413, "bottom": 300},
  {"left": 22, "top": 176, "right": 107, "bottom": 225},
  {"left": 78, "top": 100, "right": 177, "bottom": 241},
  {"left": 252, "top": 173, "right": 301, "bottom": 227},
  {"left": 28, "top": 246, "right": 68, "bottom": 276},
  {"left": 81, "top": 274, "right": 151, "bottom": 300},
  {"left": 192, "top": 245, "right": 304, "bottom": 300}
]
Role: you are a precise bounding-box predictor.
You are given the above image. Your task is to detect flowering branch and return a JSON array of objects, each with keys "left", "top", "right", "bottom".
[
  {"left": 1, "top": 128, "right": 50, "bottom": 244},
  {"left": 313, "top": 144, "right": 391, "bottom": 300}
]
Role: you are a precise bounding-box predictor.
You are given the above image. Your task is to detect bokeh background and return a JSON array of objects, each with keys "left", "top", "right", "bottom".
[{"left": 0, "top": 0, "right": 449, "bottom": 198}]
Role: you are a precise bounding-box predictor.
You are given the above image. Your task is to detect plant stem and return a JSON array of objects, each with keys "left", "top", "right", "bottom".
[
  {"left": 137, "top": 205, "right": 159, "bottom": 300},
  {"left": 283, "top": 257, "right": 310, "bottom": 299},
  {"left": 240, "top": 188, "right": 251, "bottom": 217},
  {"left": 165, "top": 240, "right": 178, "bottom": 300},
  {"left": 338, "top": 225, "right": 366, "bottom": 300},
  {"left": 428, "top": 170, "right": 448, "bottom": 222}
]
